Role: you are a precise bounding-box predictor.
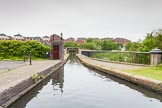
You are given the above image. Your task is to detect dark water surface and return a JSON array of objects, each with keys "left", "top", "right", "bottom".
[{"left": 8, "top": 55, "right": 162, "bottom": 108}]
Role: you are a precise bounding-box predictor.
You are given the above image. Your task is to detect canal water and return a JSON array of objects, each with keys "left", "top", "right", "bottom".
[{"left": 8, "top": 55, "right": 162, "bottom": 108}]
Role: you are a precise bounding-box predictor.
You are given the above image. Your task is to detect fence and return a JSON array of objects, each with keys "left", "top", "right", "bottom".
[{"left": 81, "top": 51, "right": 150, "bottom": 65}]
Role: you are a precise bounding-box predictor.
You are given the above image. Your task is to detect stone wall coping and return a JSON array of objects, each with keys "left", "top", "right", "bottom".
[{"left": 150, "top": 48, "right": 162, "bottom": 54}]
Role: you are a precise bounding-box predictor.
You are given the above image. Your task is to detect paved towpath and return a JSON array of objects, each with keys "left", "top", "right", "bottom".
[
  {"left": 77, "top": 54, "right": 146, "bottom": 71},
  {"left": 0, "top": 60, "right": 61, "bottom": 92},
  {"left": 0, "top": 61, "right": 25, "bottom": 72}
]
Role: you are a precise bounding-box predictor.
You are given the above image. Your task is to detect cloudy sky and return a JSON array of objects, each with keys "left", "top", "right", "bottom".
[{"left": 0, "top": 0, "right": 162, "bottom": 41}]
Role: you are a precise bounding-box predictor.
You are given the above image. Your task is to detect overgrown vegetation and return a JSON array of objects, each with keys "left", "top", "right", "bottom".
[
  {"left": 126, "top": 29, "right": 162, "bottom": 52},
  {"left": 32, "top": 73, "right": 45, "bottom": 83},
  {"left": 91, "top": 52, "right": 150, "bottom": 64},
  {"left": 64, "top": 42, "right": 80, "bottom": 48},
  {"left": 0, "top": 40, "right": 51, "bottom": 60}
]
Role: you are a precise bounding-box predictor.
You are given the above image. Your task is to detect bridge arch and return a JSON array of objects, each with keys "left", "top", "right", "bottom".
[{"left": 66, "top": 47, "right": 79, "bottom": 54}]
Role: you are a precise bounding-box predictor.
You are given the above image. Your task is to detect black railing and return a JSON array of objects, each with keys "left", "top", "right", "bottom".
[{"left": 81, "top": 51, "right": 150, "bottom": 65}]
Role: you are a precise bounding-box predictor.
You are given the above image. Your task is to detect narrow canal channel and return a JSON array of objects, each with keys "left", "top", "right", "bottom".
[{"left": 8, "top": 55, "right": 162, "bottom": 108}]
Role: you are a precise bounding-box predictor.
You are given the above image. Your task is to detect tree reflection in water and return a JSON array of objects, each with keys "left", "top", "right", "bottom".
[{"left": 51, "top": 67, "right": 64, "bottom": 96}]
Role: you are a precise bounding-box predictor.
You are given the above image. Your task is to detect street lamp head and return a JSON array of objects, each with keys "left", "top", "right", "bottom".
[{"left": 61, "top": 32, "right": 63, "bottom": 40}]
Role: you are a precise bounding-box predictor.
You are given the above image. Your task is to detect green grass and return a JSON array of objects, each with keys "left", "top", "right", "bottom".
[{"left": 124, "top": 66, "right": 162, "bottom": 81}]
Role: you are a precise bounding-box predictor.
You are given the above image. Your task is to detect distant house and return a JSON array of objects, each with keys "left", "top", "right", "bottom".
[
  {"left": 14, "top": 34, "right": 25, "bottom": 41},
  {"left": 0, "top": 34, "right": 9, "bottom": 40},
  {"left": 113, "top": 38, "right": 130, "bottom": 45},
  {"left": 76, "top": 38, "right": 86, "bottom": 45},
  {"left": 26, "top": 37, "right": 42, "bottom": 42},
  {"left": 50, "top": 34, "right": 63, "bottom": 42},
  {"left": 65, "top": 37, "right": 75, "bottom": 43},
  {"left": 42, "top": 36, "right": 50, "bottom": 44}
]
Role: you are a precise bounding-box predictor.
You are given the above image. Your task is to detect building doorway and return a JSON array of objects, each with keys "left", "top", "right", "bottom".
[{"left": 53, "top": 45, "right": 59, "bottom": 59}]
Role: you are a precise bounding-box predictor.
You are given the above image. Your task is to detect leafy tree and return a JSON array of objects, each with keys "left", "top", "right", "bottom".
[
  {"left": 86, "top": 38, "right": 94, "bottom": 43},
  {"left": 101, "top": 40, "right": 118, "bottom": 50},
  {"left": 82, "top": 42, "right": 98, "bottom": 50},
  {"left": 0, "top": 40, "right": 51, "bottom": 60},
  {"left": 64, "top": 42, "right": 80, "bottom": 48},
  {"left": 126, "top": 42, "right": 141, "bottom": 51}
]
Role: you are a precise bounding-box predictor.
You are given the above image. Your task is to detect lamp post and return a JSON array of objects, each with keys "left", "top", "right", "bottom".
[
  {"left": 61, "top": 32, "right": 63, "bottom": 40},
  {"left": 29, "top": 51, "right": 32, "bottom": 65},
  {"left": 23, "top": 51, "right": 26, "bottom": 62}
]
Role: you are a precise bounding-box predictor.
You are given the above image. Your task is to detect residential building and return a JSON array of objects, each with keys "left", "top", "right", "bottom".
[
  {"left": 0, "top": 34, "right": 9, "bottom": 40},
  {"left": 42, "top": 36, "right": 50, "bottom": 44},
  {"left": 76, "top": 38, "right": 86, "bottom": 45},
  {"left": 13, "top": 34, "right": 25, "bottom": 41},
  {"left": 65, "top": 37, "right": 75, "bottom": 43},
  {"left": 50, "top": 34, "right": 63, "bottom": 42},
  {"left": 113, "top": 38, "right": 130, "bottom": 45}
]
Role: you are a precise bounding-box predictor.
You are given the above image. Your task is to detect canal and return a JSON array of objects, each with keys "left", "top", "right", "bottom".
[{"left": 8, "top": 55, "right": 162, "bottom": 108}]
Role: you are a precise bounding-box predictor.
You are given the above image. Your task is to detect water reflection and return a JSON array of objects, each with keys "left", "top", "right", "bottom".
[
  {"left": 68, "top": 54, "right": 79, "bottom": 64},
  {"left": 52, "top": 67, "right": 64, "bottom": 95},
  {"left": 87, "top": 68, "right": 162, "bottom": 102},
  {"left": 8, "top": 67, "right": 64, "bottom": 108}
]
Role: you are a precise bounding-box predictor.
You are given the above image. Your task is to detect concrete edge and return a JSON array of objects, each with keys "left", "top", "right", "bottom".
[
  {"left": 0, "top": 57, "right": 69, "bottom": 108},
  {"left": 91, "top": 58, "right": 151, "bottom": 67},
  {"left": 77, "top": 55, "right": 162, "bottom": 94}
]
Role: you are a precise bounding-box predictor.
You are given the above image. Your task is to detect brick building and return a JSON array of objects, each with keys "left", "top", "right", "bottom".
[
  {"left": 50, "top": 34, "right": 64, "bottom": 59},
  {"left": 113, "top": 38, "right": 130, "bottom": 45},
  {"left": 76, "top": 38, "right": 86, "bottom": 45},
  {"left": 65, "top": 37, "right": 75, "bottom": 43}
]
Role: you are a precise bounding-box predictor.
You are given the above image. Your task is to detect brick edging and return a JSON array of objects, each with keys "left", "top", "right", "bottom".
[{"left": 77, "top": 55, "right": 162, "bottom": 94}]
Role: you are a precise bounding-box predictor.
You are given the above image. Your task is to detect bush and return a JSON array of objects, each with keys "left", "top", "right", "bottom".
[{"left": 0, "top": 40, "right": 51, "bottom": 60}]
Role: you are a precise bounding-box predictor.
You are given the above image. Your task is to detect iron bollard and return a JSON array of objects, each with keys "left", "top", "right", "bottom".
[{"left": 29, "top": 51, "right": 32, "bottom": 65}]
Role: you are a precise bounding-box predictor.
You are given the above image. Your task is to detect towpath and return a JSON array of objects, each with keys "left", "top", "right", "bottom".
[
  {"left": 0, "top": 60, "right": 61, "bottom": 92},
  {"left": 77, "top": 54, "right": 146, "bottom": 71}
]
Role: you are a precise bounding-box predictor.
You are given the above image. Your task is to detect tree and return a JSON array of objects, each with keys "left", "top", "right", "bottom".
[
  {"left": 126, "top": 42, "right": 141, "bottom": 51},
  {"left": 101, "top": 40, "right": 118, "bottom": 50},
  {"left": 64, "top": 42, "right": 80, "bottom": 48}
]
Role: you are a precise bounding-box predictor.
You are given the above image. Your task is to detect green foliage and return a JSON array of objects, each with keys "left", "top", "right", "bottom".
[
  {"left": 0, "top": 40, "right": 51, "bottom": 60},
  {"left": 101, "top": 40, "right": 118, "bottom": 50},
  {"left": 81, "top": 39, "right": 118, "bottom": 50},
  {"left": 126, "top": 42, "right": 142, "bottom": 51},
  {"left": 126, "top": 29, "right": 162, "bottom": 52},
  {"left": 86, "top": 38, "right": 94, "bottom": 43},
  {"left": 82, "top": 42, "right": 99, "bottom": 50},
  {"left": 32, "top": 73, "right": 45, "bottom": 83},
  {"left": 64, "top": 42, "right": 80, "bottom": 48}
]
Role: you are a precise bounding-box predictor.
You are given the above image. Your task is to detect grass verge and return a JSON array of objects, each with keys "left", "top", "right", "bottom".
[{"left": 124, "top": 66, "right": 162, "bottom": 81}]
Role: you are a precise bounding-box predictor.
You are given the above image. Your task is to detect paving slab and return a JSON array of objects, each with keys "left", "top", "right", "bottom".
[{"left": 0, "top": 60, "right": 61, "bottom": 92}]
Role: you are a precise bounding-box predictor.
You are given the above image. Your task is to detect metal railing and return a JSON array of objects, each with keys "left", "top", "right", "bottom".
[{"left": 81, "top": 51, "right": 150, "bottom": 65}]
